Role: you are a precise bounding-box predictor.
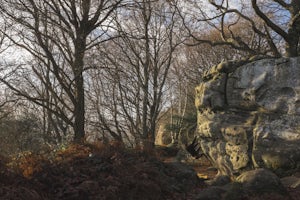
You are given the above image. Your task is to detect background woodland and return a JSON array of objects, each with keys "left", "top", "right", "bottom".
[{"left": 0, "top": 0, "right": 299, "bottom": 155}]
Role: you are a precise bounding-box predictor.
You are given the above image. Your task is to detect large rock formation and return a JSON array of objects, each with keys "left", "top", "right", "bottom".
[{"left": 195, "top": 56, "right": 300, "bottom": 177}]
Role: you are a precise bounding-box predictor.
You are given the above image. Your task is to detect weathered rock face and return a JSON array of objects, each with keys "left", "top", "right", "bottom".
[{"left": 195, "top": 56, "right": 300, "bottom": 177}]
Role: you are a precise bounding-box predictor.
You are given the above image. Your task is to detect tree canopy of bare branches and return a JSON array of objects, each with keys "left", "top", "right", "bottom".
[
  {"left": 180, "top": 0, "right": 300, "bottom": 57},
  {"left": 0, "top": 0, "right": 299, "bottom": 149},
  {"left": 0, "top": 0, "right": 122, "bottom": 142},
  {"left": 86, "top": 0, "right": 184, "bottom": 148}
]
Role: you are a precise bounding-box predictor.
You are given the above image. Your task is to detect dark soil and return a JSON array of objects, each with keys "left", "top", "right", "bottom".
[{"left": 0, "top": 144, "right": 299, "bottom": 200}]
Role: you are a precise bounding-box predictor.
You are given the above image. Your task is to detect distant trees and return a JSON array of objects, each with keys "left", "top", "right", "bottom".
[
  {"left": 0, "top": 108, "right": 45, "bottom": 155},
  {"left": 87, "top": 0, "right": 183, "bottom": 148},
  {"left": 0, "top": 0, "right": 122, "bottom": 142},
  {"left": 0, "top": 92, "right": 51, "bottom": 155},
  {"left": 180, "top": 0, "right": 300, "bottom": 57}
]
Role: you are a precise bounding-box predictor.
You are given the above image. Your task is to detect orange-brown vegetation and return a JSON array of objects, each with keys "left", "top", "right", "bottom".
[
  {"left": 0, "top": 143, "right": 204, "bottom": 199},
  {"left": 0, "top": 143, "right": 299, "bottom": 200}
]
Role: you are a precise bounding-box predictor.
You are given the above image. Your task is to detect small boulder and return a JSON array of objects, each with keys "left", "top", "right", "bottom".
[
  {"left": 205, "top": 175, "right": 231, "bottom": 186},
  {"left": 165, "top": 162, "right": 199, "bottom": 190},
  {"left": 236, "top": 168, "right": 287, "bottom": 195}
]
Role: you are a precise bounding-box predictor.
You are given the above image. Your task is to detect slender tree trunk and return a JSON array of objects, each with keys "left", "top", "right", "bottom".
[
  {"left": 141, "top": 1, "right": 151, "bottom": 149},
  {"left": 74, "top": 74, "right": 85, "bottom": 142},
  {"left": 141, "top": 78, "right": 149, "bottom": 147},
  {"left": 73, "top": 35, "right": 86, "bottom": 142}
]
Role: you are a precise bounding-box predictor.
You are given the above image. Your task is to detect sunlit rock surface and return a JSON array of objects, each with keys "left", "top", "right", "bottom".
[{"left": 195, "top": 56, "right": 300, "bottom": 177}]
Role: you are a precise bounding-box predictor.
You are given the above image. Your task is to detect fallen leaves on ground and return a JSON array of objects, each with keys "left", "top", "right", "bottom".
[{"left": 0, "top": 143, "right": 205, "bottom": 200}]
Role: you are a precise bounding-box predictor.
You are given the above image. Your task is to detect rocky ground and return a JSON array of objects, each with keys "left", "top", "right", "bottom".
[{"left": 0, "top": 144, "right": 299, "bottom": 200}]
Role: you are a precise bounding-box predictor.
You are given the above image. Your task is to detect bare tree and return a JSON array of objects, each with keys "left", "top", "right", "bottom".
[
  {"left": 0, "top": 0, "right": 122, "bottom": 142},
  {"left": 85, "top": 63, "right": 132, "bottom": 145},
  {"left": 87, "top": 0, "right": 184, "bottom": 149},
  {"left": 179, "top": 0, "right": 300, "bottom": 57}
]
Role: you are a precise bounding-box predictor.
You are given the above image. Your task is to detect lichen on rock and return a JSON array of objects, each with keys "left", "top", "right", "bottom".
[{"left": 195, "top": 56, "right": 300, "bottom": 177}]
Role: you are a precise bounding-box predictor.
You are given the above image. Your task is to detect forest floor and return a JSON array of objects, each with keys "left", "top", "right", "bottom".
[{"left": 0, "top": 143, "right": 299, "bottom": 199}]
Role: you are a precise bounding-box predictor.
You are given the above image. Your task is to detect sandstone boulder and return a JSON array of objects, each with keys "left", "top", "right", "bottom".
[
  {"left": 236, "top": 168, "right": 287, "bottom": 195},
  {"left": 195, "top": 56, "right": 300, "bottom": 177},
  {"left": 196, "top": 169, "right": 287, "bottom": 200}
]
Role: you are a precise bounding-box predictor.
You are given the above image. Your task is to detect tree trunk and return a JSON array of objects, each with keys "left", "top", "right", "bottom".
[
  {"left": 286, "top": 9, "right": 300, "bottom": 57},
  {"left": 73, "top": 34, "right": 86, "bottom": 142},
  {"left": 74, "top": 73, "right": 85, "bottom": 142},
  {"left": 286, "top": 39, "right": 299, "bottom": 57}
]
